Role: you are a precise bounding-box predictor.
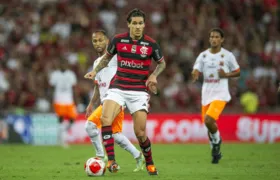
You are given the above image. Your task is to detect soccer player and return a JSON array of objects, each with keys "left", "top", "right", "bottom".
[
  {"left": 84, "top": 30, "right": 145, "bottom": 172},
  {"left": 192, "top": 28, "right": 240, "bottom": 164},
  {"left": 49, "top": 59, "right": 78, "bottom": 147},
  {"left": 84, "top": 9, "right": 166, "bottom": 175}
]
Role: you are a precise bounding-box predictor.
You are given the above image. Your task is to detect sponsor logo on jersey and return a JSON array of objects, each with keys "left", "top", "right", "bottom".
[
  {"left": 121, "top": 60, "right": 144, "bottom": 69},
  {"left": 121, "top": 39, "right": 129, "bottom": 43},
  {"left": 131, "top": 45, "right": 137, "bottom": 53},
  {"left": 140, "top": 41, "right": 149, "bottom": 46}
]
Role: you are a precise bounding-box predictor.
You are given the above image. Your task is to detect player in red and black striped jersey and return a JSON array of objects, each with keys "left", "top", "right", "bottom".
[{"left": 85, "top": 8, "right": 166, "bottom": 175}]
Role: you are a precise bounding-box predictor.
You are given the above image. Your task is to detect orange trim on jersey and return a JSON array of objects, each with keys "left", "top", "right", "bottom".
[
  {"left": 201, "top": 100, "right": 226, "bottom": 122},
  {"left": 106, "top": 50, "right": 113, "bottom": 57},
  {"left": 233, "top": 68, "right": 240, "bottom": 73},
  {"left": 87, "top": 105, "right": 124, "bottom": 133},
  {"left": 157, "top": 57, "right": 165, "bottom": 63}
]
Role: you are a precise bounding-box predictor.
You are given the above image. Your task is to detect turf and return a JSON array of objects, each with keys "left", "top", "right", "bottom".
[{"left": 0, "top": 144, "right": 279, "bottom": 180}]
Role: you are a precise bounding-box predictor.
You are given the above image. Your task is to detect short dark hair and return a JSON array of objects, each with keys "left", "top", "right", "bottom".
[
  {"left": 210, "top": 28, "right": 224, "bottom": 38},
  {"left": 93, "top": 29, "right": 107, "bottom": 37},
  {"left": 126, "top": 8, "right": 145, "bottom": 23}
]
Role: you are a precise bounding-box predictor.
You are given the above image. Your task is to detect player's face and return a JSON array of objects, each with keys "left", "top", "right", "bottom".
[
  {"left": 128, "top": 17, "right": 145, "bottom": 39},
  {"left": 209, "top": 31, "right": 224, "bottom": 48},
  {"left": 92, "top": 32, "right": 108, "bottom": 53}
]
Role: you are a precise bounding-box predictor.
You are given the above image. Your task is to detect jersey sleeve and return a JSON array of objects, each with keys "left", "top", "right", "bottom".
[
  {"left": 151, "top": 42, "right": 164, "bottom": 63},
  {"left": 228, "top": 53, "right": 240, "bottom": 72},
  {"left": 71, "top": 71, "right": 77, "bottom": 86},
  {"left": 193, "top": 53, "right": 204, "bottom": 72},
  {"left": 106, "top": 36, "right": 118, "bottom": 56},
  {"left": 49, "top": 72, "right": 56, "bottom": 86}
]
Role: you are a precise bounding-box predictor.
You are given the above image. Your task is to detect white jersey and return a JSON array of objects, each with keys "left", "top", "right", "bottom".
[
  {"left": 193, "top": 48, "right": 240, "bottom": 106},
  {"left": 93, "top": 55, "right": 117, "bottom": 103},
  {"left": 49, "top": 70, "right": 77, "bottom": 104}
]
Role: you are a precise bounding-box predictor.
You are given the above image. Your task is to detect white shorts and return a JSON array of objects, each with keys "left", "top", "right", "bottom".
[{"left": 103, "top": 88, "right": 150, "bottom": 114}]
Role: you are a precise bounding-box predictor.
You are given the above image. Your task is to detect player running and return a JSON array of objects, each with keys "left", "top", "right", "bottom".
[
  {"left": 192, "top": 28, "right": 240, "bottom": 164},
  {"left": 84, "top": 9, "right": 166, "bottom": 175},
  {"left": 84, "top": 30, "right": 145, "bottom": 172}
]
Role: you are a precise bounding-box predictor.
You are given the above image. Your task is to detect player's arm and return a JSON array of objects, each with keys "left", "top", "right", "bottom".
[
  {"left": 85, "top": 84, "right": 100, "bottom": 118},
  {"left": 218, "top": 68, "right": 240, "bottom": 78},
  {"left": 192, "top": 53, "right": 203, "bottom": 82},
  {"left": 219, "top": 53, "right": 240, "bottom": 78},
  {"left": 89, "top": 85, "right": 100, "bottom": 106},
  {"left": 146, "top": 42, "right": 166, "bottom": 94},
  {"left": 151, "top": 60, "right": 166, "bottom": 77}
]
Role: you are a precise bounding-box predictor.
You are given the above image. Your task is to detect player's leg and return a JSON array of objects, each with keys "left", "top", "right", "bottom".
[
  {"left": 127, "top": 91, "right": 158, "bottom": 175},
  {"left": 202, "top": 105, "right": 213, "bottom": 148},
  {"left": 204, "top": 100, "right": 226, "bottom": 164},
  {"left": 54, "top": 103, "right": 68, "bottom": 147},
  {"left": 85, "top": 105, "right": 105, "bottom": 158},
  {"left": 101, "top": 89, "right": 125, "bottom": 173},
  {"left": 101, "top": 99, "right": 121, "bottom": 172},
  {"left": 111, "top": 109, "right": 144, "bottom": 172}
]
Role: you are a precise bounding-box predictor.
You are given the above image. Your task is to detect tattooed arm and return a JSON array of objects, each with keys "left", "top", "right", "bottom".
[
  {"left": 146, "top": 60, "right": 166, "bottom": 87},
  {"left": 152, "top": 60, "right": 166, "bottom": 77},
  {"left": 84, "top": 53, "right": 112, "bottom": 80}
]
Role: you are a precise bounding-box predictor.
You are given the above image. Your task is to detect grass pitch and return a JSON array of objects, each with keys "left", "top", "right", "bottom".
[{"left": 0, "top": 144, "right": 279, "bottom": 180}]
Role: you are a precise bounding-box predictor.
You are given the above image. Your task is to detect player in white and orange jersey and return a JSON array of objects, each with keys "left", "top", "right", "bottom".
[
  {"left": 49, "top": 59, "right": 78, "bottom": 147},
  {"left": 84, "top": 30, "right": 145, "bottom": 172},
  {"left": 192, "top": 28, "right": 240, "bottom": 164}
]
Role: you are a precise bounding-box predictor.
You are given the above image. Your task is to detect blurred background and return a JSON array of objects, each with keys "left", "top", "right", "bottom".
[
  {"left": 0, "top": 0, "right": 280, "bottom": 116},
  {"left": 0, "top": 2, "right": 280, "bottom": 179}
]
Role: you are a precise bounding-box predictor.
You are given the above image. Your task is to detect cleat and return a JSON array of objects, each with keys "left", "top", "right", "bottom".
[
  {"left": 107, "top": 160, "right": 119, "bottom": 173},
  {"left": 211, "top": 138, "right": 222, "bottom": 164},
  {"left": 98, "top": 155, "right": 108, "bottom": 165},
  {"left": 133, "top": 153, "right": 145, "bottom": 172},
  {"left": 146, "top": 165, "right": 158, "bottom": 175}
]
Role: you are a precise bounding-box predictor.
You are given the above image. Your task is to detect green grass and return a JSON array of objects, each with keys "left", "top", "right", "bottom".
[{"left": 0, "top": 144, "right": 280, "bottom": 180}]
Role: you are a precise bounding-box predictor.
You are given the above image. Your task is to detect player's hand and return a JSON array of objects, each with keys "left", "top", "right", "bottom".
[
  {"left": 85, "top": 104, "right": 93, "bottom": 118},
  {"left": 218, "top": 69, "right": 227, "bottom": 78},
  {"left": 84, "top": 71, "right": 96, "bottom": 80},
  {"left": 191, "top": 70, "right": 199, "bottom": 82},
  {"left": 146, "top": 74, "right": 158, "bottom": 94},
  {"left": 147, "top": 82, "right": 158, "bottom": 94}
]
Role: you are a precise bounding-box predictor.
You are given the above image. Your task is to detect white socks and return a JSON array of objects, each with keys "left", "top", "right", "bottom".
[
  {"left": 209, "top": 130, "right": 220, "bottom": 144},
  {"left": 113, "top": 133, "right": 140, "bottom": 159},
  {"left": 85, "top": 121, "right": 105, "bottom": 157}
]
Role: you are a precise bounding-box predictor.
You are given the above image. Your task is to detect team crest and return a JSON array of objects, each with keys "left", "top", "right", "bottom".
[
  {"left": 221, "top": 54, "right": 224, "bottom": 58},
  {"left": 219, "top": 61, "right": 224, "bottom": 66},
  {"left": 140, "top": 46, "right": 148, "bottom": 58},
  {"left": 131, "top": 45, "right": 137, "bottom": 53},
  {"left": 203, "top": 54, "right": 206, "bottom": 58},
  {"left": 209, "top": 74, "right": 214, "bottom": 78}
]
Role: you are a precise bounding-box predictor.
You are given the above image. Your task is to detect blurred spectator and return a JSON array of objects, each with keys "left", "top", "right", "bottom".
[{"left": 0, "top": 0, "right": 280, "bottom": 113}]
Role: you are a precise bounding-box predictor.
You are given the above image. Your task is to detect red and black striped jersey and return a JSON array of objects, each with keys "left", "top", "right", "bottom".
[{"left": 106, "top": 32, "right": 164, "bottom": 91}]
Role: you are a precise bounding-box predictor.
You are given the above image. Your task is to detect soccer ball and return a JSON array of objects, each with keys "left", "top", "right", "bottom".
[{"left": 84, "top": 157, "right": 106, "bottom": 176}]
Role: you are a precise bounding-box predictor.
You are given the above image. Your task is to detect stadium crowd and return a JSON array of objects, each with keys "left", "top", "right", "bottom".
[{"left": 0, "top": 0, "right": 279, "bottom": 115}]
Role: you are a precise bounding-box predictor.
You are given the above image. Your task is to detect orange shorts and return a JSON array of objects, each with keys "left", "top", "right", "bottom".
[
  {"left": 201, "top": 100, "right": 226, "bottom": 122},
  {"left": 54, "top": 103, "right": 77, "bottom": 120},
  {"left": 87, "top": 105, "right": 123, "bottom": 134}
]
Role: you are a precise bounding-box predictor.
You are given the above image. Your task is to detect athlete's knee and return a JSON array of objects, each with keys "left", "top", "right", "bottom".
[
  {"left": 204, "top": 115, "right": 215, "bottom": 126},
  {"left": 58, "top": 116, "right": 63, "bottom": 123},
  {"left": 113, "top": 133, "right": 125, "bottom": 147},
  {"left": 69, "top": 118, "right": 74, "bottom": 125},
  {"left": 100, "top": 114, "right": 112, "bottom": 126},
  {"left": 85, "top": 121, "right": 99, "bottom": 138}
]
